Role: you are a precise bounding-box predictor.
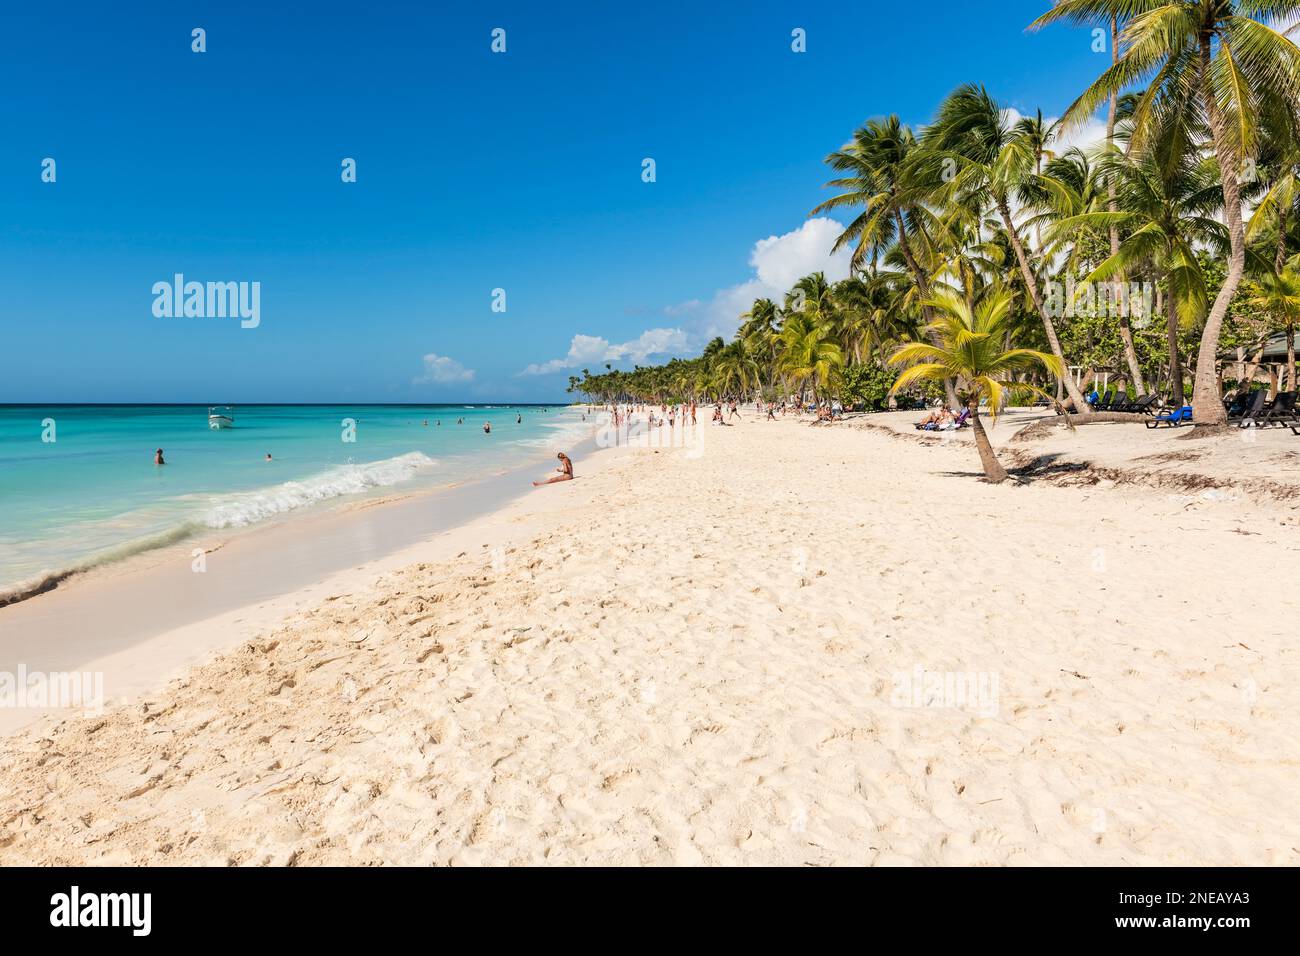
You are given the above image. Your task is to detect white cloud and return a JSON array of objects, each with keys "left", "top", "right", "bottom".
[
  {"left": 520, "top": 327, "right": 688, "bottom": 376},
  {"left": 617, "top": 327, "right": 689, "bottom": 362},
  {"left": 518, "top": 218, "right": 852, "bottom": 374},
  {"left": 696, "top": 217, "right": 853, "bottom": 339},
  {"left": 662, "top": 299, "right": 702, "bottom": 316},
  {"left": 414, "top": 352, "right": 475, "bottom": 384},
  {"left": 1055, "top": 116, "right": 1109, "bottom": 157}
]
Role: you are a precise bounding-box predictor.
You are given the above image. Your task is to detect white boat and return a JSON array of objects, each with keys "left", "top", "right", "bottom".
[{"left": 208, "top": 406, "right": 235, "bottom": 429}]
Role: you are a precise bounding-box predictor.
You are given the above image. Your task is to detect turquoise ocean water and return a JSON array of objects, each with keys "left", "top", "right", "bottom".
[{"left": 0, "top": 404, "right": 588, "bottom": 595}]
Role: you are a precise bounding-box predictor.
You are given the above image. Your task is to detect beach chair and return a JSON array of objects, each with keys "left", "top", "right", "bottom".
[
  {"left": 1263, "top": 395, "right": 1294, "bottom": 429},
  {"left": 1127, "top": 395, "right": 1159, "bottom": 415},
  {"left": 1239, "top": 391, "right": 1295, "bottom": 428},
  {"left": 1146, "top": 406, "right": 1192, "bottom": 428},
  {"left": 1229, "top": 390, "right": 1267, "bottom": 424},
  {"left": 1224, "top": 391, "right": 1251, "bottom": 416}
]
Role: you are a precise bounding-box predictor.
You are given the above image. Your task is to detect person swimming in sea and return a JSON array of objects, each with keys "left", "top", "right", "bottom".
[
  {"left": 265, "top": 453, "right": 273, "bottom": 461},
  {"left": 154, "top": 448, "right": 165, "bottom": 465},
  {"left": 533, "top": 453, "right": 573, "bottom": 486}
]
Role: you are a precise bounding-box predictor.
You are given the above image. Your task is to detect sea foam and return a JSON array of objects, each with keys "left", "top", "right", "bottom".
[{"left": 203, "top": 452, "right": 436, "bottom": 528}]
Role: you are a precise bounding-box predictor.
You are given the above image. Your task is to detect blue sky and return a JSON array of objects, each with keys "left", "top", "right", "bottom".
[{"left": 1, "top": 1, "right": 1105, "bottom": 402}]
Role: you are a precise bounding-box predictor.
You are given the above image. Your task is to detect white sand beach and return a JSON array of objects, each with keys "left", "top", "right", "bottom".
[{"left": 1, "top": 411, "right": 1297, "bottom": 865}]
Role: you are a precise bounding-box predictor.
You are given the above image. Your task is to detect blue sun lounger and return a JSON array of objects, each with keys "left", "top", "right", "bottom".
[{"left": 1146, "top": 406, "right": 1192, "bottom": 428}]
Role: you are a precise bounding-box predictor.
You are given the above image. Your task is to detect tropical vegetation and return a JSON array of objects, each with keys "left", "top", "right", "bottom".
[{"left": 570, "top": 2, "right": 1300, "bottom": 438}]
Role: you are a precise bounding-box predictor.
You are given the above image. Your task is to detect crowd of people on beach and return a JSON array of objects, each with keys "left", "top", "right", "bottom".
[{"left": 598, "top": 397, "right": 848, "bottom": 429}]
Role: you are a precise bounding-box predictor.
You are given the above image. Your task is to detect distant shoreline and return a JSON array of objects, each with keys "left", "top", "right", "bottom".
[
  {"left": 0, "top": 430, "right": 603, "bottom": 737},
  {"left": 0, "top": 404, "right": 592, "bottom": 602},
  {"left": 0, "top": 402, "right": 580, "bottom": 408}
]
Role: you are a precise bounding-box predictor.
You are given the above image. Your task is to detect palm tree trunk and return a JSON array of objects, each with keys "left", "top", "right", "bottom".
[
  {"left": 1117, "top": 312, "right": 1145, "bottom": 395},
  {"left": 1277, "top": 205, "right": 1289, "bottom": 273},
  {"left": 1191, "top": 33, "right": 1244, "bottom": 426},
  {"left": 1107, "top": 15, "right": 1147, "bottom": 395},
  {"left": 1242, "top": 346, "right": 1265, "bottom": 390},
  {"left": 1166, "top": 274, "right": 1184, "bottom": 407},
  {"left": 996, "top": 199, "right": 1091, "bottom": 413},
  {"left": 1288, "top": 325, "right": 1297, "bottom": 394},
  {"left": 1034, "top": 153, "right": 1044, "bottom": 252},
  {"left": 969, "top": 404, "right": 1008, "bottom": 483}
]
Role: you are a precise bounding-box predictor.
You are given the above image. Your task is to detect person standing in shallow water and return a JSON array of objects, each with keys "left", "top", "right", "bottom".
[
  {"left": 154, "top": 448, "right": 165, "bottom": 465},
  {"left": 483, "top": 422, "right": 491, "bottom": 434}
]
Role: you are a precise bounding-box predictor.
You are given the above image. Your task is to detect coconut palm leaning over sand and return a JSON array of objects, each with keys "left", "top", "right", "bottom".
[
  {"left": 1046, "top": 147, "right": 1225, "bottom": 409},
  {"left": 888, "top": 287, "right": 1063, "bottom": 483},
  {"left": 1031, "top": 0, "right": 1300, "bottom": 426}
]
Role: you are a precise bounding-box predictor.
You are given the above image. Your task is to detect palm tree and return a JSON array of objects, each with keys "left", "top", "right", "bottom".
[
  {"left": 788, "top": 273, "right": 836, "bottom": 324},
  {"left": 1032, "top": 0, "right": 1300, "bottom": 425},
  {"left": 1013, "top": 109, "right": 1061, "bottom": 250},
  {"left": 812, "top": 116, "right": 929, "bottom": 276},
  {"left": 739, "top": 297, "right": 779, "bottom": 344},
  {"left": 739, "top": 297, "right": 781, "bottom": 386},
  {"left": 1049, "top": 149, "right": 1226, "bottom": 405},
  {"left": 1046, "top": 9, "right": 1152, "bottom": 394},
  {"left": 713, "top": 338, "right": 762, "bottom": 400},
  {"left": 888, "top": 287, "right": 1063, "bottom": 482},
  {"left": 814, "top": 117, "right": 962, "bottom": 407},
  {"left": 925, "top": 83, "right": 1094, "bottom": 414},
  {"left": 777, "top": 312, "right": 843, "bottom": 404},
  {"left": 1246, "top": 266, "right": 1300, "bottom": 391}
]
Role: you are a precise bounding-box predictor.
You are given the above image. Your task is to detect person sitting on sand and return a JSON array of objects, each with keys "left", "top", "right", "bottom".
[
  {"left": 154, "top": 448, "right": 165, "bottom": 465},
  {"left": 920, "top": 407, "right": 956, "bottom": 430},
  {"left": 533, "top": 453, "right": 573, "bottom": 486}
]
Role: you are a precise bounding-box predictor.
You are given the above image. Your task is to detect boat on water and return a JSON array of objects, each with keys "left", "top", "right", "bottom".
[{"left": 208, "top": 406, "right": 235, "bottom": 429}]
